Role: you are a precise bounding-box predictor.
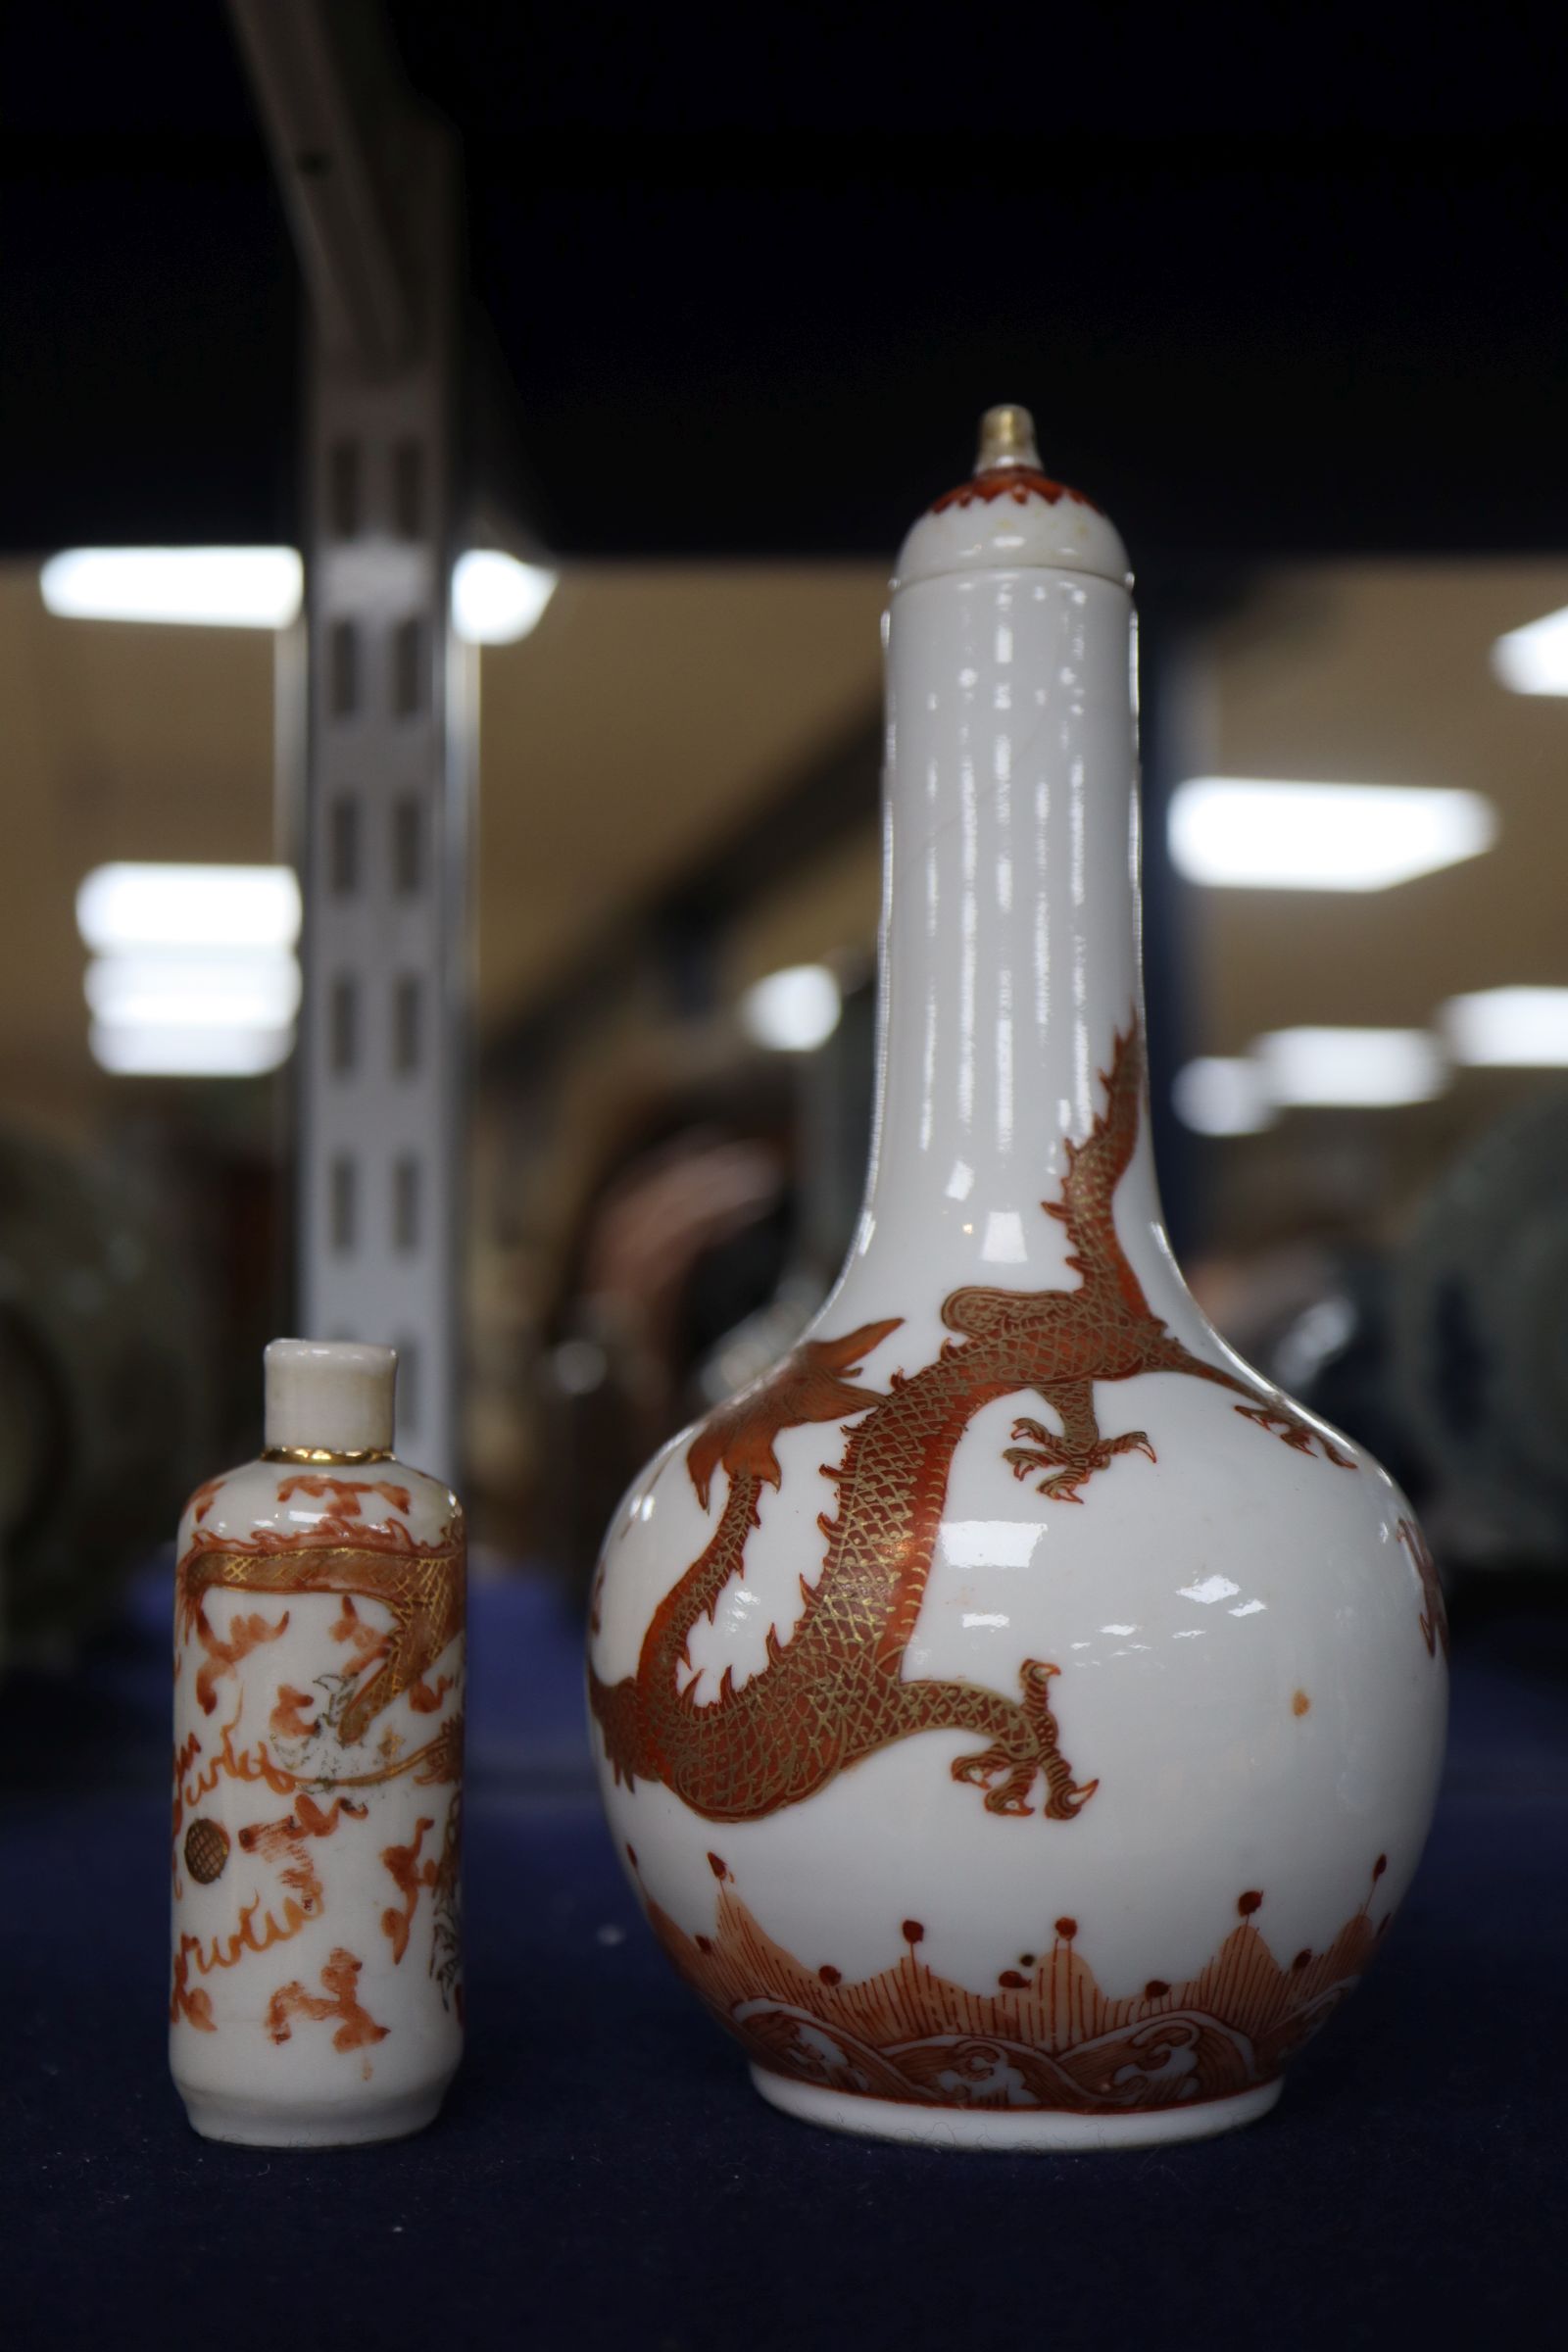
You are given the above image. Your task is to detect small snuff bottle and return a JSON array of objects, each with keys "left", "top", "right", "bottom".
[{"left": 171, "top": 1339, "right": 465, "bottom": 2146}]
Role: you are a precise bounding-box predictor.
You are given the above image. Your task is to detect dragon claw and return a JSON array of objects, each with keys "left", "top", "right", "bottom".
[
  {"left": 952, "top": 1745, "right": 1035, "bottom": 1814},
  {"left": 1002, "top": 1426, "right": 1154, "bottom": 1502},
  {"left": 1045, "top": 1776, "right": 1099, "bottom": 1821},
  {"left": 950, "top": 1658, "right": 1094, "bottom": 1823},
  {"left": 1003, "top": 1445, "right": 1084, "bottom": 1494}
]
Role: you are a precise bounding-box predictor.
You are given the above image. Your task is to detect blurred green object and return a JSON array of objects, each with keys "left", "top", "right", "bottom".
[{"left": 0, "top": 1127, "right": 206, "bottom": 1659}]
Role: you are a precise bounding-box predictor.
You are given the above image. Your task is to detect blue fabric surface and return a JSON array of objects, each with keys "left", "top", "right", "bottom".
[{"left": 0, "top": 1559, "right": 1561, "bottom": 2350}]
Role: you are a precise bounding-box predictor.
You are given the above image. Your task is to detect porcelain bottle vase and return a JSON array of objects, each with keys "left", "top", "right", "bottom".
[
  {"left": 587, "top": 408, "right": 1447, "bottom": 2150},
  {"left": 171, "top": 1340, "right": 465, "bottom": 2147}
]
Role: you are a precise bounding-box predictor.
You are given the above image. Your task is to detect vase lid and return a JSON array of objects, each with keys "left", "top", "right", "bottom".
[
  {"left": 264, "top": 1337, "right": 396, "bottom": 1457},
  {"left": 893, "top": 404, "right": 1131, "bottom": 592}
]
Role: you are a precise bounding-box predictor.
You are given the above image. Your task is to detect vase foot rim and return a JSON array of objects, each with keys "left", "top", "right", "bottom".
[
  {"left": 749, "top": 2066, "right": 1283, "bottom": 2150},
  {"left": 176, "top": 2083, "right": 448, "bottom": 2148}
]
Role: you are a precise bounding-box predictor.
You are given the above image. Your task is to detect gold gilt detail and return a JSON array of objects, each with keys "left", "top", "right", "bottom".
[{"left": 262, "top": 1446, "right": 395, "bottom": 1466}]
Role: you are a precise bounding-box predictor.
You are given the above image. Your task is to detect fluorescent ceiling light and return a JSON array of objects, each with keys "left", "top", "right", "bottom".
[
  {"left": 77, "top": 864, "right": 304, "bottom": 1078},
  {"left": 452, "top": 550, "right": 558, "bottom": 644},
  {"left": 740, "top": 964, "right": 842, "bottom": 1053},
  {"left": 1492, "top": 607, "right": 1568, "bottom": 696},
  {"left": 77, "top": 864, "right": 301, "bottom": 955},
  {"left": 1172, "top": 1056, "right": 1275, "bottom": 1136},
  {"left": 1168, "top": 779, "right": 1496, "bottom": 891},
  {"left": 85, "top": 951, "right": 301, "bottom": 1031},
  {"left": 1441, "top": 986, "right": 1568, "bottom": 1066},
  {"left": 41, "top": 547, "right": 302, "bottom": 628},
  {"left": 89, "top": 1021, "right": 293, "bottom": 1077},
  {"left": 1255, "top": 1027, "right": 1446, "bottom": 1108}
]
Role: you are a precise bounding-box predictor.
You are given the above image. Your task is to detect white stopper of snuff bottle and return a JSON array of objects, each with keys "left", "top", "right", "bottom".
[
  {"left": 892, "top": 401, "right": 1132, "bottom": 592},
  {"left": 264, "top": 1337, "right": 396, "bottom": 1457}
]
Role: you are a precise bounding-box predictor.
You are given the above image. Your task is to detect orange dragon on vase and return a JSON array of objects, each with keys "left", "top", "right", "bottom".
[
  {"left": 589, "top": 1020, "right": 1354, "bottom": 1827},
  {"left": 175, "top": 1498, "right": 464, "bottom": 1750}
]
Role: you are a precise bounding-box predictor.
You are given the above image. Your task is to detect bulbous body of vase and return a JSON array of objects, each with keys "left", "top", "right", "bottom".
[{"left": 587, "top": 410, "right": 1446, "bottom": 2149}]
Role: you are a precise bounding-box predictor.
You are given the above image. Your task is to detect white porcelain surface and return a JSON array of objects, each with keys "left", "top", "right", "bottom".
[
  {"left": 892, "top": 415, "right": 1130, "bottom": 591},
  {"left": 753, "top": 2069, "right": 1284, "bottom": 2151},
  {"left": 170, "top": 1438, "right": 465, "bottom": 2146},
  {"left": 587, "top": 420, "right": 1447, "bottom": 2145},
  {"left": 264, "top": 1337, "right": 397, "bottom": 1454}
]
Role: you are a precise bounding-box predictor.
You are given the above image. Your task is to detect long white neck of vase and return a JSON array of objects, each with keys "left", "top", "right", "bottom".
[{"left": 851, "top": 564, "right": 1166, "bottom": 1291}]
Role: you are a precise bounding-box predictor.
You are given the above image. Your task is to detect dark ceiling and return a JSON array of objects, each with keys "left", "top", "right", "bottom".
[{"left": 5, "top": 3, "right": 1568, "bottom": 564}]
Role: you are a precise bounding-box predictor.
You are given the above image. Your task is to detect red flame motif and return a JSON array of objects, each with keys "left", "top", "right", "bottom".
[{"left": 265, "top": 1949, "right": 389, "bottom": 2052}]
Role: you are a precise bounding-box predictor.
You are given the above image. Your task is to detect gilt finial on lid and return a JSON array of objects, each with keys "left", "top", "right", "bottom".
[
  {"left": 975, "top": 404, "right": 1042, "bottom": 473},
  {"left": 893, "top": 403, "right": 1130, "bottom": 590}
]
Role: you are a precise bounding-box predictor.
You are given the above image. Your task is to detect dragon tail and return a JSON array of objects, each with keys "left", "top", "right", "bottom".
[
  {"left": 1047, "top": 1018, "right": 1151, "bottom": 1316},
  {"left": 587, "top": 1468, "right": 764, "bottom": 1787},
  {"left": 644, "top": 1468, "right": 762, "bottom": 1670}
]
